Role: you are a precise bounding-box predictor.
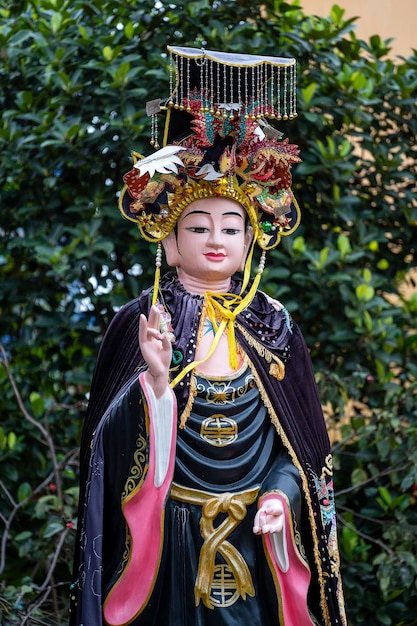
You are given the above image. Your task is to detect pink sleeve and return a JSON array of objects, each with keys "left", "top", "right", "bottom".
[
  {"left": 261, "top": 492, "right": 314, "bottom": 626},
  {"left": 103, "top": 373, "right": 177, "bottom": 626}
]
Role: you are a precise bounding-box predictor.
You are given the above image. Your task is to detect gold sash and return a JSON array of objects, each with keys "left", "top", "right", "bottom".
[{"left": 171, "top": 482, "right": 260, "bottom": 609}]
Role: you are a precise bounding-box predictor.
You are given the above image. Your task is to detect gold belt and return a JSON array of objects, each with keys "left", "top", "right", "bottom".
[{"left": 170, "top": 482, "right": 260, "bottom": 609}]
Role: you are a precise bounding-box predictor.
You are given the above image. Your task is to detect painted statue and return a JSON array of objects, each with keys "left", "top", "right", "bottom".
[{"left": 70, "top": 46, "right": 347, "bottom": 626}]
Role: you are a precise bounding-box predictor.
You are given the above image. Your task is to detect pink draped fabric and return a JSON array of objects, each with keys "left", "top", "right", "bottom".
[
  {"left": 261, "top": 493, "right": 313, "bottom": 626},
  {"left": 103, "top": 374, "right": 177, "bottom": 626}
]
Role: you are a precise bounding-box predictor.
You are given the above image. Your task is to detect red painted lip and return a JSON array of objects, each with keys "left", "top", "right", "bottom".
[{"left": 204, "top": 253, "right": 226, "bottom": 261}]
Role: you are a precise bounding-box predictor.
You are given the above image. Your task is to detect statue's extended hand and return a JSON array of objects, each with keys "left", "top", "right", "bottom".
[
  {"left": 253, "top": 498, "right": 284, "bottom": 535},
  {"left": 139, "top": 306, "right": 172, "bottom": 397}
]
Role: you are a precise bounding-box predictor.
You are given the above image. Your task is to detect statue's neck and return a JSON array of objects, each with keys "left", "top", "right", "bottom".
[{"left": 176, "top": 269, "right": 232, "bottom": 296}]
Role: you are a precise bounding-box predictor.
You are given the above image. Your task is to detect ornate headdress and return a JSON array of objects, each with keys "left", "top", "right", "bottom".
[
  {"left": 120, "top": 45, "right": 301, "bottom": 250},
  {"left": 119, "top": 46, "right": 302, "bottom": 380}
]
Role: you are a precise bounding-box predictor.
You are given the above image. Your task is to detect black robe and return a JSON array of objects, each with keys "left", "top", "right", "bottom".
[{"left": 70, "top": 272, "right": 346, "bottom": 626}]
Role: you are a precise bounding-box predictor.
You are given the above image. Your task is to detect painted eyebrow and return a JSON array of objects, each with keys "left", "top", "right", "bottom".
[{"left": 181, "top": 210, "right": 244, "bottom": 219}]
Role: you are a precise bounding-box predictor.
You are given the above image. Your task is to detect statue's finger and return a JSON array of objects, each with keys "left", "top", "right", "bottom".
[{"left": 148, "top": 305, "right": 161, "bottom": 329}]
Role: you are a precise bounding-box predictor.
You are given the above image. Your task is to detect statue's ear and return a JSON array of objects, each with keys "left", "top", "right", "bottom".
[
  {"left": 161, "top": 231, "right": 180, "bottom": 267},
  {"left": 238, "top": 226, "right": 254, "bottom": 271}
]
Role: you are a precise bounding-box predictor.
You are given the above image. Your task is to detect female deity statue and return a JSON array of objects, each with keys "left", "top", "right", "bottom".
[{"left": 70, "top": 46, "right": 347, "bottom": 626}]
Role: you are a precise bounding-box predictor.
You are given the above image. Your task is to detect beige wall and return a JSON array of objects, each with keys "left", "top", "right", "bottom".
[{"left": 301, "top": 0, "right": 415, "bottom": 57}]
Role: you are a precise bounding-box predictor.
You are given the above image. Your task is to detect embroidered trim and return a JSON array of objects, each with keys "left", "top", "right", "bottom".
[
  {"left": 179, "top": 373, "right": 197, "bottom": 429},
  {"left": 121, "top": 435, "right": 147, "bottom": 500},
  {"left": 316, "top": 455, "right": 347, "bottom": 625},
  {"left": 321, "top": 454, "right": 333, "bottom": 478},
  {"left": 236, "top": 322, "right": 286, "bottom": 380}
]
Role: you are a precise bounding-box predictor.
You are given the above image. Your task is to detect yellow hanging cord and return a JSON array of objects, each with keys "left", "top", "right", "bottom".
[
  {"left": 240, "top": 233, "right": 257, "bottom": 293},
  {"left": 169, "top": 255, "right": 264, "bottom": 388},
  {"left": 169, "top": 316, "right": 229, "bottom": 388},
  {"left": 203, "top": 235, "right": 264, "bottom": 372}
]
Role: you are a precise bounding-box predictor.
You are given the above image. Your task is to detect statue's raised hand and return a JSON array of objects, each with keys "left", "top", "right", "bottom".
[{"left": 139, "top": 305, "right": 172, "bottom": 397}]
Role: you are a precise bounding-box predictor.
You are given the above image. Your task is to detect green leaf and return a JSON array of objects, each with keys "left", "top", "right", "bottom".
[
  {"left": 20, "top": 584, "right": 35, "bottom": 597},
  {"left": 103, "top": 45, "right": 114, "bottom": 61},
  {"left": 292, "top": 235, "right": 306, "bottom": 253},
  {"left": 339, "top": 140, "right": 352, "bottom": 157},
  {"left": 356, "top": 284, "right": 375, "bottom": 301},
  {"left": 43, "top": 520, "right": 64, "bottom": 539},
  {"left": 318, "top": 246, "right": 329, "bottom": 268},
  {"left": 301, "top": 82, "right": 318, "bottom": 107},
  {"left": 7, "top": 432, "right": 17, "bottom": 450},
  {"left": 377, "top": 258, "right": 390, "bottom": 270},
  {"left": 51, "top": 12, "right": 63, "bottom": 34},
  {"left": 15, "top": 531, "right": 32, "bottom": 542},
  {"left": 337, "top": 234, "right": 351, "bottom": 257},
  {"left": 125, "top": 22, "right": 135, "bottom": 39},
  {"left": 363, "top": 310, "right": 373, "bottom": 331},
  {"left": 17, "top": 482, "right": 32, "bottom": 502},
  {"left": 363, "top": 268, "right": 372, "bottom": 284},
  {"left": 29, "top": 392, "right": 45, "bottom": 418},
  {"left": 351, "top": 468, "right": 368, "bottom": 487},
  {"left": 377, "top": 486, "right": 392, "bottom": 506}
]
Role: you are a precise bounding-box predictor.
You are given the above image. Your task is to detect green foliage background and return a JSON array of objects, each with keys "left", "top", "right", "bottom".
[{"left": 1, "top": 0, "right": 416, "bottom": 624}]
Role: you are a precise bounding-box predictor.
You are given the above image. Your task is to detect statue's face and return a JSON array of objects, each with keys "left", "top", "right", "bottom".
[{"left": 174, "top": 197, "right": 249, "bottom": 287}]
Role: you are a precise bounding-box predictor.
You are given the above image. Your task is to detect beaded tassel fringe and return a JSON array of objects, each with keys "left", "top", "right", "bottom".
[
  {"left": 152, "top": 242, "right": 163, "bottom": 306},
  {"left": 167, "top": 46, "right": 297, "bottom": 122}
]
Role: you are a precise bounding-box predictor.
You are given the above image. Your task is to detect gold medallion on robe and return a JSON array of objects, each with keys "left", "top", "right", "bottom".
[
  {"left": 200, "top": 415, "right": 238, "bottom": 447},
  {"left": 210, "top": 564, "right": 239, "bottom": 607}
]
